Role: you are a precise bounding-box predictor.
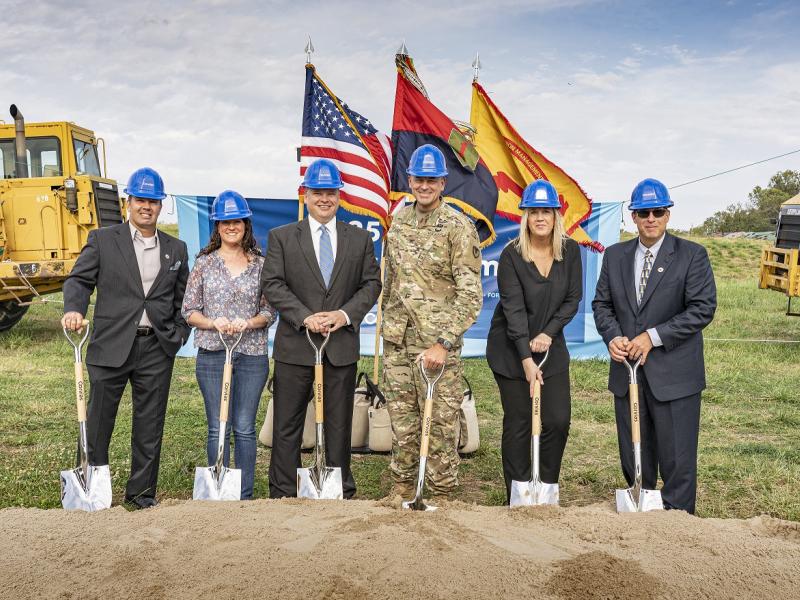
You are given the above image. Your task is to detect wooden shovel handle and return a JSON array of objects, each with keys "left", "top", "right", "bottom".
[
  {"left": 419, "top": 390, "right": 434, "bottom": 458},
  {"left": 314, "top": 364, "right": 324, "bottom": 423},
  {"left": 532, "top": 380, "right": 542, "bottom": 436},
  {"left": 629, "top": 383, "right": 640, "bottom": 444},
  {"left": 219, "top": 363, "right": 233, "bottom": 422},
  {"left": 75, "top": 363, "right": 87, "bottom": 423}
]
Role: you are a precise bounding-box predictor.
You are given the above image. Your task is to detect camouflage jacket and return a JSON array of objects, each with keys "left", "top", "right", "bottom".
[{"left": 381, "top": 201, "right": 483, "bottom": 347}]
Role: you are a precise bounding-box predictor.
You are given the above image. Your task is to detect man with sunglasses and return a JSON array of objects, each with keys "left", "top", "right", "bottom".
[{"left": 592, "top": 178, "right": 716, "bottom": 513}]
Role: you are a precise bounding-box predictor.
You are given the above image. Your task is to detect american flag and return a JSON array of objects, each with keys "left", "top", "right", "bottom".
[{"left": 301, "top": 65, "right": 396, "bottom": 227}]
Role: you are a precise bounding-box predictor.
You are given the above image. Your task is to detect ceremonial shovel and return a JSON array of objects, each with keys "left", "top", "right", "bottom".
[
  {"left": 60, "top": 320, "right": 112, "bottom": 512},
  {"left": 193, "top": 330, "right": 243, "bottom": 501},
  {"left": 297, "top": 329, "right": 343, "bottom": 500},
  {"left": 403, "top": 360, "right": 445, "bottom": 512},
  {"left": 615, "top": 357, "right": 664, "bottom": 513},
  {"left": 510, "top": 350, "right": 559, "bottom": 507}
]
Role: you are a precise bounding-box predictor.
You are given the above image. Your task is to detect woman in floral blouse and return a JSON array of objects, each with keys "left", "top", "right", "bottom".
[{"left": 182, "top": 190, "right": 276, "bottom": 499}]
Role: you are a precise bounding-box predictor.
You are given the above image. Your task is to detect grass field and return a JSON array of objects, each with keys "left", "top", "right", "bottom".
[{"left": 1, "top": 232, "right": 798, "bottom": 520}]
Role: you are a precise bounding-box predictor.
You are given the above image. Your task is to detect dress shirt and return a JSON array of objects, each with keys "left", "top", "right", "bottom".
[
  {"left": 635, "top": 234, "right": 665, "bottom": 347},
  {"left": 305, "top": 215, "right": 350, "bottom": 325},
  {"left": 130, "top": 222, "right": 160, "bottom": 327}
]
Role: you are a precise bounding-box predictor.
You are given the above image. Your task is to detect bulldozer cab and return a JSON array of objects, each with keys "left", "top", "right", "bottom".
[
  {"left": 759, "top": 194, "right": 800, "bottom": 316},
  {"left": 0, "top": 107, "right": 125, "bottom": 331}
]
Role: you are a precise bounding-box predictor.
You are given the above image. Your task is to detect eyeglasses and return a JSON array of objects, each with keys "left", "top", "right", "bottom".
[{"left": 634, "top": 208, "right": 668, "bottom": 219}]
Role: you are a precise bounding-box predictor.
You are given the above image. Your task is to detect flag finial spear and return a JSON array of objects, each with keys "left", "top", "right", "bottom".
[
  {"left": 396, "top": 40, "right": 409, "bottom": 56},
  {"left": 472, "top": 52, "right": 481, "bottom": 82},
  {"left": 305, "top": 36, "right": 315, "bottom": 64}
]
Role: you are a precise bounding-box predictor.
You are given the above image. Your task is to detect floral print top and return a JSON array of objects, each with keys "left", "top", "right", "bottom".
[{"left": 182, "top": 251, "right": 276, "bottom": 356}]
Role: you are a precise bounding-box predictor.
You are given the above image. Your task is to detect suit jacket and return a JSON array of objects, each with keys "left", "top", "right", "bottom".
[
  {"left": 487, "top": 238, "right": 583, "bottom": 380},
  {"left": 63, "top": 222, "right": 191, "bottom": 368},
  {"left": 261, "top": 219, "right": 382, "bottom": 367},
  {"left": 592, "top": 232, "right": 717, "bottom": 401}
]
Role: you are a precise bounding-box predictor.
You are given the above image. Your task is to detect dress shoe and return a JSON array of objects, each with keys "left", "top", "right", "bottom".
[{"left": 125, "top": 496, "right": 158, "bottom": 510}]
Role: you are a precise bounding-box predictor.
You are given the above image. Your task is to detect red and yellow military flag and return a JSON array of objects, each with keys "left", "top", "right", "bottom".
[{"left": 470, "top": 81, "right": 603, "bottom": 251}]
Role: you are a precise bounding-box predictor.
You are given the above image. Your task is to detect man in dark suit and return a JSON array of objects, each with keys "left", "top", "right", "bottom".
[
  {"left": 592, "top": 178, "right": 716, "bottom": 513},
  {"left": 61, "top": 167, "right": 190, "bottom": 509},
  {"left": 262, "top": 158, "right": 382, "bottom": 499}
]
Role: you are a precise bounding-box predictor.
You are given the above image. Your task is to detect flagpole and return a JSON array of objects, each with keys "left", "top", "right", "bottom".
[
  {"left": 472, "top": 52, "right": 481, "bottom": 82},
  {"left": 298, "top": 36, "right": 316, "bottom": 223},
  {"left": 372, "top": 242, "right": 385, "bottom": 382}
]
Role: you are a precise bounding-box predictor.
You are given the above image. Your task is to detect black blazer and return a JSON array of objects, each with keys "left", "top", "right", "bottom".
[
  {"left": 487, "top": 238, "right": 583, "bottom": 380},
  {"left": 63, "top": 222, "right": 191, "bottom": 368},
  {"left": 592, "top": 232, "right": 717, "bottom": 401},
  {"left": 261, "top": 219, "right": 382, "bottom": 367}
]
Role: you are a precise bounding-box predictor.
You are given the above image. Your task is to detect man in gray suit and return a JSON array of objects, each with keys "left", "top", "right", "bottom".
[
  {"left": 262, "top": 158, "right": 382, "bottom": 498},
  {"left": 592, "top": 178, "right": 716, "bottom": 513},
  {"left": 62, "top": 167, "right": 190, "bottom": 509}
]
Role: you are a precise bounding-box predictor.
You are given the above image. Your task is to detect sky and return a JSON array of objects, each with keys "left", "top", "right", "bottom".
[{"left": 3, "top": 0, "right": 799, "bottom": 230}]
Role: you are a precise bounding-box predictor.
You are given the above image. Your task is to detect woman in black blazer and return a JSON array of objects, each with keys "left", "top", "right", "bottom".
[{"left": 487, "top": 180, "right": 583, "bottom": 503}]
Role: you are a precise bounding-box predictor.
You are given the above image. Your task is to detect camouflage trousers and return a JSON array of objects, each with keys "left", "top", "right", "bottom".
[{"left": 383, "top": 325, "right": 463, "bottom": 495}]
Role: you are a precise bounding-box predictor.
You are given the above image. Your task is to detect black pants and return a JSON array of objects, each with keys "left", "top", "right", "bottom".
[
  {"left": 268, "top": 359, "right": 357, "bottom": 499},
  {"left": 86, "top": 334, "right": 175, "bottom": 501},
  {"left": 494, "top": 369, "right": 571, "bottom": 503},
  {"left": 614, "top": 373, "right": 701, "bottom": 514}
]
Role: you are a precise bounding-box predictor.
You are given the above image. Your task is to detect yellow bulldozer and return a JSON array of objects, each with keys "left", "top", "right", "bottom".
[
  {"left": 758, "top": 193, "right": 800, "bottom": 316},
  {"left": 0, "top": 105, "right": 124, "bottom": 331}
]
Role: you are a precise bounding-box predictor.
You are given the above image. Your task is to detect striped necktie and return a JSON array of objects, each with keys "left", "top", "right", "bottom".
[
  {"left": 638, "top": 249, "right": 653, "bottom": 305},
  {"left": 318, "top": 224, "right": 334, "bottom": 287}
]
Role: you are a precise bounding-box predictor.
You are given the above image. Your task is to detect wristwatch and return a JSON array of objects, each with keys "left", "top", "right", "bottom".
[{"left": 436, "top": 337, "right": 453, "bottom": 351}]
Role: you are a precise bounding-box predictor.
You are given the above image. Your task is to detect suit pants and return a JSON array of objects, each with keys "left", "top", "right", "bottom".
[
  {"left": 86, "top": 334, "right": 175, "bottom": 501},
  {"left": 614, "top": 372, "right": 701, "bottom": 514},
  {"left": 269, "top": 359, "right": 357, "bottom": 499},
  {"left": 494, "top": 370, "right": 571, "bottom": 503}
]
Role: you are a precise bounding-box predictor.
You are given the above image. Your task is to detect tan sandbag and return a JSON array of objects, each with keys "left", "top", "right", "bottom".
[
  {"left": 368, "top": 403, "right": 392, "bottom": 452},
  {"left": 458, "top": 378, "right": 480, "bottom": 454},
  {"left": 352, "top": 387, "right": 371, "bottom": 448},
  {"left": 258, "top": 397, "right": 315, "bottom": 450}
]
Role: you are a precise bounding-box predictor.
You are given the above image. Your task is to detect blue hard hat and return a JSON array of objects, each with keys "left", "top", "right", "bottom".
[
  {"left": 211, "top": 190, "right": 252, "bottom": 221},
  {"left": 519, "top": 179, "right": 560, "bottom": 209},
  {"left": 303, "top": 158, "right": 344, "bottom": 189},
  {"left": 124, "top": 167, "right": 166, "bottom": 200},
  {"left": 629, "top": 178, "right": 673, "bottom": 210},
  {"left": 406, "top": 144, "right": 448, "bottom": 178}
]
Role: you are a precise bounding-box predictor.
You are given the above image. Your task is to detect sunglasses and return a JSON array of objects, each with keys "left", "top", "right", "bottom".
[{"left": 633, "top": 208, "right": 668, "bottom": 219}]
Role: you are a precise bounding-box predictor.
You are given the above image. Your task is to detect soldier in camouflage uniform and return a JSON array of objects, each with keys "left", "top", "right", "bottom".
[{"left": 382, "top": 144, "right": 483, "bottom": 497}]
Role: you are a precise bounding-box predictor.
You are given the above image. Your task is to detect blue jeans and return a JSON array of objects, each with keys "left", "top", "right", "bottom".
[{"left": 196, "top": 349, "right": 269, "bottom": 499}]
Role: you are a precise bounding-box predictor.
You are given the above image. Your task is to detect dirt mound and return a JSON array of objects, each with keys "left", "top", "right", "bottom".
[
  {"left": 1, "top": 500, "right": 797, "bottom": 600},
  {"left": 546, "top": 551, "right": 660, "bottom": 600}
]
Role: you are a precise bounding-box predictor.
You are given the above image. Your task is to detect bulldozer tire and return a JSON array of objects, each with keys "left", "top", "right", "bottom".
[{"left": 0, "top": 301, "right": 29, "bottom": 332}]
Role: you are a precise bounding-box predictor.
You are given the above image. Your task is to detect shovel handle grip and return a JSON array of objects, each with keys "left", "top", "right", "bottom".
[
  {"left": 314, "top": 364, "right": 324, "bottom": 423},
  {"left": 629, "top": 383, "right": 640, "bottom": 444},
  {"left": 532, "top": 380, "right": 542, "bottom": 436},
  {"left": 75, "top": 362, "right": 87, "bottom": 423},
  {"left": 220, "top": 363, "right": 233, "bottom": 422}
]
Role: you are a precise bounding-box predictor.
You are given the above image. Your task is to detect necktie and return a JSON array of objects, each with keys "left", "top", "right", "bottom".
[
  {"left": 319, "top": 224, "right": 334, "bottom": 287},
  {"left": 638, "top": 249, "right": 653, "bottom": 305}
]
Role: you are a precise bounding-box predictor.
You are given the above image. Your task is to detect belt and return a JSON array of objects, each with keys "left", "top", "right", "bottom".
[{"left": 135, "top": 326, "right": 155, "bottom": 337}]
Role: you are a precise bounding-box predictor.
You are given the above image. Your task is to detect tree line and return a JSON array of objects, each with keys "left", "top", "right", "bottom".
[{"left": 691, "top": 170, "right": 799, "bottom": 235}]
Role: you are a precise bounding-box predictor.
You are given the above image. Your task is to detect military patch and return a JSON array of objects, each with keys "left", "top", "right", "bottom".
[{"left": 472, "top": 245, "right": 480, "bottom": 258}]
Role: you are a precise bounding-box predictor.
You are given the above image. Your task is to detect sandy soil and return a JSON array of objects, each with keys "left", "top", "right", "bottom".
[{"left": 1, "top": 498, "right": 797, "bottom": 600}]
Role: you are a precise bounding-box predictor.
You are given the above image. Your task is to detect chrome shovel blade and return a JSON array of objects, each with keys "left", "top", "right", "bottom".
[
  {"left": 510, "top": 479, "right": 560, "bottom": 507},
  {"left": 60, "top": 465, "right": 112, "bottom": 512},
  {"left": 297, "top": 466, "right": 343, "bottom": 500},
  {"left": 401, "top": 496, "right": 437, "bottom": 511},
  {"left": 615, "top": 486, "right": 664, "bottom": 513},
  {"left": 193, "top": 466, "right": 241, "bottom": 501}
]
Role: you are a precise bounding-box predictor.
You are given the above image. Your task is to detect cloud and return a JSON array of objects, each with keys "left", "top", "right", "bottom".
[{"left": 3, "top": 1, "right": 798, "bottom": 231}]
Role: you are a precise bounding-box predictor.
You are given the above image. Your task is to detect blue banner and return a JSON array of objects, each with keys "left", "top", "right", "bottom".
[{"left": 175, "top": 196, "right": 622, "bottom": 358}]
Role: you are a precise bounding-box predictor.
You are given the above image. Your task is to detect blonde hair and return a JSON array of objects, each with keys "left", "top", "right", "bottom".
[{"left": 514, "top": 208, "right": 566, "bottom": 262}]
